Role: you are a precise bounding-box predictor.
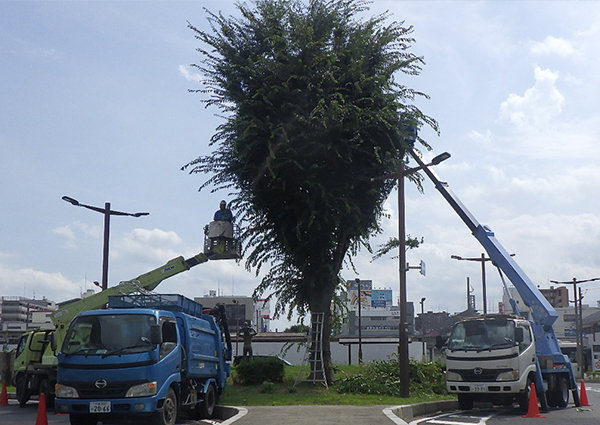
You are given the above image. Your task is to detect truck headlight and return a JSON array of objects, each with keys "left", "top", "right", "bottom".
[
  {"left": 125, "top": 381, "right": 158, "bottom": 397},
  {"left": 55, "top": 384, "right": 79, "bottom": 398},
  {"left": 445, "top": 371, "right": 463, "bottom": 381},
  {"left": 497, "top": 370, "right": 520, "bottom": 381}
]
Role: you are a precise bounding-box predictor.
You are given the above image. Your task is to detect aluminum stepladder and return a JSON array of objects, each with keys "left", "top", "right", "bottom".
[{"left": 294, "top": 312, "right": 328, "bottom": 387}]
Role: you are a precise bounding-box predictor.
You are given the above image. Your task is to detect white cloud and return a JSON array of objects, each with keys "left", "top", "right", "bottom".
[
  {"left": 530, "top": 36, "right": 575, "bottom": 57},
  {"left": 52, "top": 225, "right": 76, "bottom": 241},
  {"left": 509, "top": 164, "right": 600, "bottom": 203},
  {"left": 112, "top": 228, "right": 184, "bottom": 263},
  {"left": 468, "top": 129, "right": 494, "bottom": 147},
  {"left": 53, "top": 222, "right": 102, "bottom": 240},
  {"left": 178, "top": 64, "right": 202, "bottom": 82},
  {"left": 0, "top": 262, "right": 88, "bottom": 302},
  {"left": 126, "top": 228, "right": 182, "bottom": 245},
  {"left": 52, "top": 222, "right": 103, "bottom": 249},
  {"left": 500, "top": 67, "right": 564, "bottom": 129}
]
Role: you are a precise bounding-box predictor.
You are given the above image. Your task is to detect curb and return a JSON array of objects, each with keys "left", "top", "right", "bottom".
[
  {"left": 389, "top": 399, "right": 459, "bottom": 422},
  {"left": 215, "top": 405, "right": 248, "bottom": 423}
]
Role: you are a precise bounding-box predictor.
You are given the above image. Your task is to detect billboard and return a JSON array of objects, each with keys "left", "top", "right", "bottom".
[
  {"left": 346, "top": 280, "right": 392, "bottom": 309},
  {"left": 371, "top": 289, "right": 393, "bottom": 308}
]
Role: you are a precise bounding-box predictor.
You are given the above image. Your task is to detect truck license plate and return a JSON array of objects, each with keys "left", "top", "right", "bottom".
[
  {"left": 471, "top": 385, "right": 486, "bottom": 392},
  {"left": 89, "top": 401, "right": 111, "bottom": 413}
]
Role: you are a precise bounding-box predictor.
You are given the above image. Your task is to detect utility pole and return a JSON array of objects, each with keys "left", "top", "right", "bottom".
[
  {"left": 550, "top": 277, "right": 600, "bottom": 375},
  {"left": 372, "top": 149, "right": 450, "bottom": 398},
  {"left": 356, "top": 278, "right": 363, "bottom": 364}
]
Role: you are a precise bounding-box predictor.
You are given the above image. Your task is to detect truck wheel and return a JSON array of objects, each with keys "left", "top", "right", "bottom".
[
  {"left": 16, "top": 376, "right": 30, "bottom": 408},
  {"left": 39, "top": 379, "right": 55, "bottom": 409},
  {"left": 153, "top": 388, "right": 178, "bottom": 425},
  {"left": 518, "top": 377, "right": 533, "bottom": 413},
  {"left": 196, "top": 384, "right": 216, "bottom": 419},
  {"left": 458, "top": 394, "right": 473, "bottom": 411},
  {"left": 554, "top": 376, "right": 569, "bottom": 408},
  {"left": 69, "top": 414, "right": 98, "bottom": 425}
]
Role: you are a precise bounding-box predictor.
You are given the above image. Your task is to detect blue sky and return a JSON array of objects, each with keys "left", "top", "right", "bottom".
[{"left": 2, "top": 1, "right": 600, "bottom": 330}]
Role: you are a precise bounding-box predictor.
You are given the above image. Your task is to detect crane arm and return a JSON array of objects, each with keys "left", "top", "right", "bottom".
[
  {"left": 50, "top": 253, "right": 209, "bottom": 346},
  {"left": 408, "top": 149, "right": 557, "bottom": 328}
]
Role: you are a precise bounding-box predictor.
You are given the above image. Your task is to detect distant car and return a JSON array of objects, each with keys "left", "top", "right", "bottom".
[{"left": 233, "top": 355, "right": 292, "bottom": 366}]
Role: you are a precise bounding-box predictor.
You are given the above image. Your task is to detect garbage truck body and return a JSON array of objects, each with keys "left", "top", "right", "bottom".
[{"left": 54, "top": 294, "right": 231, "bottom": 425}]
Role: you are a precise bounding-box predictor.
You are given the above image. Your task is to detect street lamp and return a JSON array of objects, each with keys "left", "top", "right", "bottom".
[
  {"left": 550, "top": 277, "right": 600, "bottom": 374},
  {"left": 451, "top": 253, "right": 515, "bottom": 314},
  {"left": 62, "top": 196, "right": 149, "bottom": 291},
  {"left": 373, "top": 150, "right": 450, "bottom": 398}
]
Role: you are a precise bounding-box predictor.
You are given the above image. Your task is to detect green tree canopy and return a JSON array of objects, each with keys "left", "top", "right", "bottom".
[{"left": 184, "top": 0, "right": 437, "bottom": 382}]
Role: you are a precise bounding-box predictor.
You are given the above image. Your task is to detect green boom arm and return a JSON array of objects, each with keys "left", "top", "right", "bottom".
[{"left": 50, "top": 253, "right": 209, "bottom": 348}]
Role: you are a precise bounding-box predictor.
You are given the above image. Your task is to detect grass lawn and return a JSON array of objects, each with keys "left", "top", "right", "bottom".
[{"left": 219, "top": 364, "right": 454, "bottom": 406}]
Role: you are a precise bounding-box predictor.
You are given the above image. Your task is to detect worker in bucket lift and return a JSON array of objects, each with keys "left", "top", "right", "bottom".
[
  {"left": 204, "top": 200, "right": 234, "bottom": 244},
  {"left": 214, "top": 200, "right": 233, "bottom": 221}
]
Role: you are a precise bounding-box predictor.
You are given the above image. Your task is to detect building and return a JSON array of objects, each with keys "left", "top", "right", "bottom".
[
  {"left": 0, "top": 296, "right": 57, "bottom": 348},
  {"left": 193, "top": 294, "right": 271, "bottom": 334},
  {"left": 539, "top": 286, "right": 569, "bottom": 308},
  {"left": 416, "top": 311, "right": 451, "bottom": 337},
  {"left": 341, "top": 279, "right": 415, "bottom": 338}
]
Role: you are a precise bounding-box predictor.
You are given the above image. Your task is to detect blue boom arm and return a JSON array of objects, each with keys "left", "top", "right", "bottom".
[{"left": 408, "top": 150, "right": 564, "bottom": 360}]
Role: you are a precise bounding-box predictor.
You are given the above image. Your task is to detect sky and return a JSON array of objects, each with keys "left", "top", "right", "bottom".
[{"left": 2, "top": 0, "right": 600, "bottom": 331}]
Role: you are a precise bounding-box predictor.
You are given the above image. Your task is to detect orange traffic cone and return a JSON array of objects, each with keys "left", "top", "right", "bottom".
[
  {"left": 0, "top": 381, "right": 8, "bottom": 406},
  {"left": 580, "top": 380, "right": 592, "bottom": 406},
  {"left": 35, "top": 392, "right": 48, "bottom": 425},
  {"left": 522, "top": 382, "right": 545, "bottom": 418}
]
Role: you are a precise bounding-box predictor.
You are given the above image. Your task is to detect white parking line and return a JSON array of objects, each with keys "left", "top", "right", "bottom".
[{"left": 407, "top": 410, "right": 505, "bottom": 425}]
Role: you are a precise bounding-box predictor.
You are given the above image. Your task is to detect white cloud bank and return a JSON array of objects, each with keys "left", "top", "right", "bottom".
[
  {"left": 530, "top": 36, "right": 575, "bottom": 57},
  {"left": 500, "top": 67, "right": 564, "bottom": 129}
]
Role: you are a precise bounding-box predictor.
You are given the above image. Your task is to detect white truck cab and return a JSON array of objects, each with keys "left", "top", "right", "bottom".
[{"left": 443, "top": 315, "right": 538, "bottom": 411}]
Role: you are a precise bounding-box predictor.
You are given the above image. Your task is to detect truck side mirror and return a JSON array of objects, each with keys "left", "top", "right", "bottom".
[
  {"left": 435, "top": 335, "right": 447, "bottom": 350},
  {"left": 150, "top": 325, "right": 163, "bottom": 345},
  {"left": 515, "top": 327, "right": 524, "bottom": 343},
  {"left": 50, "top": 332, "right": 57, "bottom": 352}
]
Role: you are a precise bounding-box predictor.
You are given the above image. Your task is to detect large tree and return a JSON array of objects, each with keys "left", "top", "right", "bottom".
[{"left": 184, "top": 0, "right": 437, "bottom": 383}]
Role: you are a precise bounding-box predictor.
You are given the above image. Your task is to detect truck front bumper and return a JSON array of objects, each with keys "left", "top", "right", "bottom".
[
  {"left": 55, "top": 396, "right": 160, "bottom": 416},
  {"left": 447, "top": 381, "right": 526, "bottom": 394}
]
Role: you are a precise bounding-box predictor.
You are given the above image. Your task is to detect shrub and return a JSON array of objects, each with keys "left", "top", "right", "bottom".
[
  {"left": 235, "top": 357, "right": 286, "bottom": 386},
  {"left": 333, "top": 358, "right": 447, "bottom": 397},
  {"left": 260, "top": 380, "right": 277, "bottom": 393}
]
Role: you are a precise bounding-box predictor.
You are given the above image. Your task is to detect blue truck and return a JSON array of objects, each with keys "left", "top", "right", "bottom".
[{"left": 54, "top": 294, "right": 232, "bottom": 425}]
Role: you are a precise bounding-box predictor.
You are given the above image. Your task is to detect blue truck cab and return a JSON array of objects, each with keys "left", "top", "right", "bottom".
[{"left": 55, "top": 294, "right": 231, "bottom": 425}]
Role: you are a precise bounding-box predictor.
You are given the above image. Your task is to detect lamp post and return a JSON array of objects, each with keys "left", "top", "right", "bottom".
[
  {"left": 355, "top": 278, "right": 363, "bottom": 364},
  {"left": 233, "top": 300, "right": 240, "bottom": 357},
  {"left": 420, "top": 297, "right": 426, "bottom": 360},
  {"left": 451, "top": 253, "right": 515, "bottom": 314},
  {"left": 373, "top": 150, "right": 450, "bottom": 398},
  {"left": 62, "top": 196, "right": 149, "bottom": 291},
  {"left": 550, "top": 277, "right": 600, "bottom": 374},
  {"left": 451, "top": 253, "right": 491, "bottom": 314}
]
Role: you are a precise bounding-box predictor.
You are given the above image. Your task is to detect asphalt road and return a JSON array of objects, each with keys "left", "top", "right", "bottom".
[{"left": 2, "top": 384, "right": 600, "bottom": 425}]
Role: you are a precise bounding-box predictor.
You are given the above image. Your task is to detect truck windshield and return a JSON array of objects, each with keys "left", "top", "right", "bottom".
[
  {"left": 62, "top": 314, "right": 156, "bottom": 356},
  {"left": 448, "top": 319, "right": 516, "bottom": 352}
]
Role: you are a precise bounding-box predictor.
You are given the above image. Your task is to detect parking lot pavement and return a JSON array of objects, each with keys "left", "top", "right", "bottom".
[{"left": 224, "top": 405, "right": 400, "bottom": 425}]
